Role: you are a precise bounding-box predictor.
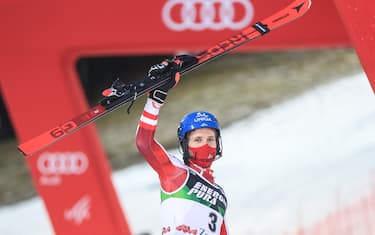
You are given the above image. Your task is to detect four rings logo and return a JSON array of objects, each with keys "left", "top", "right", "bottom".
[
  {"left": 38, "top": 152, "right": 89, "bottom": 185},
  {"left": 162, "top": 0, "right": 254, "bottom": 31}
]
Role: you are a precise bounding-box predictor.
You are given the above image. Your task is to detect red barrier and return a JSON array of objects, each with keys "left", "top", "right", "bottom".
[
  {"left": 287, "top": 177, "right": 375, "bottom": 235},
  {"left": 334, "top": 0, "right": 375, "bottom": 92},
  {"left": 0, "top": 0, "right": 363, "bottom": 234}
]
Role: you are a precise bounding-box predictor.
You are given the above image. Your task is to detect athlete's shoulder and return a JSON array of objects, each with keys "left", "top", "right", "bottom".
[{"left": 168, "top": 154, "right": 186, "bottom": 168}]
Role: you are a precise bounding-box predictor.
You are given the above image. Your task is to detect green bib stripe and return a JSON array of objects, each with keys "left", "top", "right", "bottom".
[{"left": 161, "top": 169, "right": 227, "bottom": 217}]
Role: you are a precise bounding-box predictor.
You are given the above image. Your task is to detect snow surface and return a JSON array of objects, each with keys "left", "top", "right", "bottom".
[{"left": 1, "top": 73, "right": 374, "bottom": 235}]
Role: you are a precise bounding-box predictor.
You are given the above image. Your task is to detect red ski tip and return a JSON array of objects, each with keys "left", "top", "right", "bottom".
[{"left": 102, "top": 88, "right": 114, "bottom": 97}]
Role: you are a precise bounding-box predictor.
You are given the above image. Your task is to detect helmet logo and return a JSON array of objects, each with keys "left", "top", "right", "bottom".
[
  {"left": 178, "top": 111, "right": 220, "bottom": 141},
  {"left": 194, "top": 112, "right": 213, "bottom": 123}
]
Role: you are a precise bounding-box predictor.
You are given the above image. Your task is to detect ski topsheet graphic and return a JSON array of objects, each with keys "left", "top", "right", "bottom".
[{"left": 18, "top": 0, "right": 312, "bottom": 156}]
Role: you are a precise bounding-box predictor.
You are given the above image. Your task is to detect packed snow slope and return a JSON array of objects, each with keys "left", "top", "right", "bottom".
[{"left": 0, "top": 72, "right": 374, "bottom": 235}]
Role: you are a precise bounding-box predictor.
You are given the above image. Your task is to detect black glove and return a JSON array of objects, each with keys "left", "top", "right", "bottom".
[{"left": 148, "top": 59, "right": 182, "bottom": 104}]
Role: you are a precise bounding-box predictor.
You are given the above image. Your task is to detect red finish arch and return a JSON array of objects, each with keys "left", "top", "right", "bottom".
[{"left": 1, "top": 0, "right": 372, "bottom": 234}]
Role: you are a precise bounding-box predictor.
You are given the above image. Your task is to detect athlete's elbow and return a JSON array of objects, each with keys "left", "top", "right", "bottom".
[
  {"left": 136, "top": 137, "right": 146, "bottom": 154},
  {"left": 136, "top": 132, "right": 150, "bottom": 155}
]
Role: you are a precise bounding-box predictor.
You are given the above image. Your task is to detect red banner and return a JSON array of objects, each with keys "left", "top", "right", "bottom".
[
  {"left": 0, "top": 52, "right": 131, "bottom": 235},
  {"left": 334, "top": 0, "right": 375, "bottom": 93}
]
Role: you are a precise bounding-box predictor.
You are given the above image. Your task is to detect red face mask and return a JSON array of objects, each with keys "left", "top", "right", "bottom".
[{"left": 188, "top": 144, "right": 217, "bottom": 168}]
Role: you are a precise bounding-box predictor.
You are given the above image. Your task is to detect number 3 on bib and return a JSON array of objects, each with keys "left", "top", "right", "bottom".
[{"left": 208, "top": 212, "right": 218, "bottom": 232}]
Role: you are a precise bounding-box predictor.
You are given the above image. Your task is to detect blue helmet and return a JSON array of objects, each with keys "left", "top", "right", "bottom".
[
  {"left": 178, "top": 111, "right": 220, "bottom": 141},
  {"left": 177, "top": 111, "right": 222, "bottom": 163}
]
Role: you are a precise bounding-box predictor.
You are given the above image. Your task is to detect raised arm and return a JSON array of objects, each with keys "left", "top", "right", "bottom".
[
  {"left": 135, "top": 59, "right": 186, "bottom": 192},
  {"left": 135, "top": 99, "right": 179, "bottom": 174}
]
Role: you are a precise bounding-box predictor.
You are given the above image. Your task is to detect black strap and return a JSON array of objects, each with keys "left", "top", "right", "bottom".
[{"left": 253, "top": 21, "right": 271, "bottom": 35}]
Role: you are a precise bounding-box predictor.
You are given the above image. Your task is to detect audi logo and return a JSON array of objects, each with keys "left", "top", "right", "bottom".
[
  {"left": 162, "top": 0, "right": 254, "bottom": 31},
  {"left": 37, "top": 152, "right": 89, "bottom": 175}
]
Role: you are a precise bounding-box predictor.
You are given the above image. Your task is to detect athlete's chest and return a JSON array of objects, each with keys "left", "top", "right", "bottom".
[{"left": 161, "top": 168, "right": 227, "bottom": 216}]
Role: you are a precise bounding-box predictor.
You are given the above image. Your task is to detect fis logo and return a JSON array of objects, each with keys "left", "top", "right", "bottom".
[{"left": 64, "top": 195, "right": 91, "bottom": 225}]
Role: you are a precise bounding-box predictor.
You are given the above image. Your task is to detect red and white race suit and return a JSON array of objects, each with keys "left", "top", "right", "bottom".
[{"left": 136, "top": 98, "right": 229, "bottom": 235}]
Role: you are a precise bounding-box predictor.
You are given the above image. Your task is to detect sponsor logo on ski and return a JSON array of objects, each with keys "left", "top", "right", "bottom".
[
  {"left": 37, "top": 151, "right": 89, "bottom": 185},
  {"left": 64, "top": 195, "right": 91, "bottom": 225},
  {"left": 198, "top": 31, "right": 252, "bottom": 61},
  {"left": 162, "top": 0, "right": 254, "bottom": 31}
]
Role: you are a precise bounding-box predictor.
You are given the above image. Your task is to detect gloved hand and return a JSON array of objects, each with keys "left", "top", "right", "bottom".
[{"left": 148, "top": 59, "right": 182, "bottom": 104}]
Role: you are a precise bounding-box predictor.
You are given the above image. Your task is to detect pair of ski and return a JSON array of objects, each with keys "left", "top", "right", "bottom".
[{"left": 18, "top": 0, "right": 312, "bottom": 157}]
